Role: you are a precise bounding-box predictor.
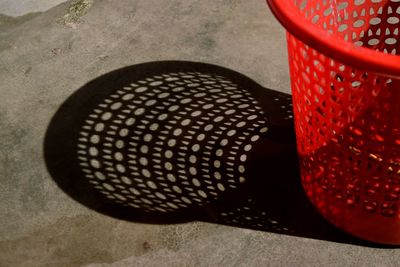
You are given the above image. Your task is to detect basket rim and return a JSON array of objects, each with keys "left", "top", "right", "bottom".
[{"left": 267, "top": 0, "right": 400, "bottom": 78}]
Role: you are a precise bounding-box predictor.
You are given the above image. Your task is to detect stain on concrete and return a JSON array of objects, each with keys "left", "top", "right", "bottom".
[
  {"left": 142, "top": 241, "right": 151, "bottom": 251},
  {"left": 98, "top": 55, "right": 109, "bottom": 60},
  {"left": 0, "top": 215, "right": 161, "bottom": 267},
  {"left": 57, "top": 0, "right": 93, "bottom": 28},
  {"left": 199, "top": 22, "right": 220, "bottom": 51},
  {"left": 24, "top": 66, "right": 32, "bottom": 75},
  {"left": 182, "top": 20, "right": 223, "bottom": 57},
  {"left": 0, "top": 113, "right": 28, "bottom": 152}
]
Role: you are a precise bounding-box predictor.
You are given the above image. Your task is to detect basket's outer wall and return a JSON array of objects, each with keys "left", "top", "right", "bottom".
[
  {"left": 267, "top": 0, "right": 400, "bottom": 78},
  {"left": 281, "top": 1, "right": 400, "bottom": 244}
]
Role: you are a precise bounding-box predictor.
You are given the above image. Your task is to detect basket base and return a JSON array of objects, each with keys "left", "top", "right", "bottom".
[{"left": 304, "top": 186, "right": 400, "bottom": 245}]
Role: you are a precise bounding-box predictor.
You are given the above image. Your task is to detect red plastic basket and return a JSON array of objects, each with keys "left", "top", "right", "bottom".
[{"left": 267, "top": 0, "right": 400, "bottom": 244}]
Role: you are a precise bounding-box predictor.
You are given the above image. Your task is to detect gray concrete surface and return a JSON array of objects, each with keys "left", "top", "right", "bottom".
[
  {"left": 0, "top": 0, "right": 67, "bottom": 16},
  {"left": 0, "top": 0, "right": 399, "bottom": 266}
]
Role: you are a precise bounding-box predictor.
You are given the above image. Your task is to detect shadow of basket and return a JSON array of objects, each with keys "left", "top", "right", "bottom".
[{"left": 44, "top": 61, "right": 389, "bottom": 248}]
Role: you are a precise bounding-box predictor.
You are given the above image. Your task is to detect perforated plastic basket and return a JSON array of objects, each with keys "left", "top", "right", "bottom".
[{"left": 267, "top": 0, "right": 400, "bottom": 244}]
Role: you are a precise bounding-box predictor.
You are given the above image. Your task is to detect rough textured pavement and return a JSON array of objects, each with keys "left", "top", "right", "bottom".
[
  {"left": 1, "top": 0, "right": 400, "bottom": 266},
  {"left": 0, "top": 0, "right": 67, "bottom": 16}
]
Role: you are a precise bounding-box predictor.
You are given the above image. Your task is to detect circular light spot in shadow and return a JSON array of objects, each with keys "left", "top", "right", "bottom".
[
  {"left": 203, "top": 104, "right": 214, "bottom": 109},
  {"left": 116, "top": 164, "right": 126, "bottom": 173},
  {"left": 90, "top": 135, "right": 100, "bottom": 144},
  {"left": 145, "top": 99, "right": 157, "bottom": 106},
  {"left": 114, "top": 152, "right": 124, "bottom": 161},
  {"left": 165, "top": 162, "right": 173, "bottom": 171},
  {"left": 95, "top": 123, "right": 105, "bottom": 132},
  {"left": 142, "top": 169, "right": 151, "bottom": 178},
  {"left": 242, "top": 145, "right": 252, "bottom": 152},
  {"left": 236, "top": 121, "right": 246, "bottom": 128},
  {"left": 192, "top": 178, "right": 201, "bottom": 186},
  {"left": 135, "top": 87, "right": 148, "bottom": 93},
  {"left": 172, "top": 87, "right": 184, "bottom": 92},
  {"left": 239, "top": 165, "right": 245, "bottom": 173},
  {"left": 95, "top": 171, "right": 106, "bottom": 180},
  {"left": 204, "top": 124, "right": 213, "bottom": 131},
  {"left": 121, "top": 176, "right": 132, "bottom": 184},
  {"left": 194, "top": 92, "right": 206, "bottom": 98},
  {"left": 189, "top": 167, "right": 197, "bottom": 175},
  {"left": 173, "top": 186, "right": 182, "bottom": 193},
  {"left": 140, "top": 145, "right": 149, "bottom": 153},
  {"left": 115, "top": 140, "right": 125, "bottom": 149},
  {"left": 217, "top": 183, "right": 226, "bottom": 191},
  {"left": 110, "top": 102, "right": 123, "bottom": 110},
  {"left": 103, "top": 183, "right": 115, "bottom": 191},
  {"left": 143, "top": 134, "right": 153, "bottom": 142},
  {"left": 125, "top": 118, "right": 135, "bottom": 126},
  {"left": 119, "top": 128, "right": 129, "bottom": 137},
  {"left": 220, "top": 139, "right": 228, "bottom": 146},
  {"left": 168, "top": 139, "right": 176, "bottom": 147},
  {"left": 168, "top": 105, "right": 179, "bottom": 112},
  {"left": 173, "top": 129, "right": 183, "bottom": 136},
  {"left": 214, "top": 160, "right": 221, "bottom": 168},
  {"left": 122, "top": 93, "right": 135, "bottom": 100},
  {"left": 101, "top": 112, "right": 113, "bottom": 120},
  {"left": 180, "top": 98, "right": 192, "bottom": 104},
  {"left": 167, "top": 173, "right": 176, "bottom": 182},
  {"left": 216, "top": 149, "right": 223, "bottom": 157},
  {"left": 181, "top": 119, "right": 191, "bottom": 126},
  {"left": 197, "top": 134, "right": 205, "bottom": 141},
  {"left": 141, "top": 198, "right": 153, "bottom": 205},
  {"left": 150, "top": 81, "right": 163, "bottom": 86},
  {"left": 214, "top": 116, "right": 224, "bottom": 122},
  {"left": 139, "top": 157, "right": 148, "bottom": 166},
  {"left": 90, "top": 159, "right": 101, "bottom": 168},
  {"left": 156, "top": 192, "right": 167, "bottom": 200},
  {"left": 114, "top": 193, "right": 127, "bottom": 201},
  {"left": 167, "top": 202, "right": 179, "bottom": 209},
  {"left": 134, "top": 108, "right": 145, "bottom": 116},
  {"left": 248, "top": 115, "right": 258, "bottom": 120},
  {"left": 158, "top": 114, "right": 168, "bottom": 121},
  {"left": 89, "top": 147, "right": 99, "bottom": 156},
  {"left": 191, "top": 111, "right": 202, "bottom": 117},
  {"left": 147, "top": 181, "right": 157, "bottom": 189},
  {"left": 149, "top": 123, "right": 159, "bottom": 131},
  {"left": 189, "top": 155, "right": 197, "bottom": 163},
  {"left": 158, "top": 92, "right": 170, "bottom": 98},
  {"left": 182, "top": 197, "right": 192, "bottom": 204},
  {"left": 227, "top": 130, "right": 236, "bottom": 136},
  {"left": 129, "top": 187, "right": 141, "bottom": 195},
  {"left": 197, "top": 190, "right": 207, "bottom": 198},
  {"left": 165, "top": 150, "right": 173, "bottom": 159}
]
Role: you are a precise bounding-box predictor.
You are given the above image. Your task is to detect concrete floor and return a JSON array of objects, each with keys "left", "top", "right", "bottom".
[
  {"left": 0, "top": 0, "right": 67, "bottom": 16},
  {"left": 1, "top": 0, "right": 400, "bottom": 266}
]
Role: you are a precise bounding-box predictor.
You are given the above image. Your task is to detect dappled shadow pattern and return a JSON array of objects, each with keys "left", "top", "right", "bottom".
[{"left": 45, "top": 61, "right": 387, "bottom": 247}]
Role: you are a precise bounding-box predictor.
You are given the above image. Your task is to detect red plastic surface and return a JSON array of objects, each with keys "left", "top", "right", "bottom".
[{"left": 268, "top": 0, "right": 400, "bottom": 244}]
